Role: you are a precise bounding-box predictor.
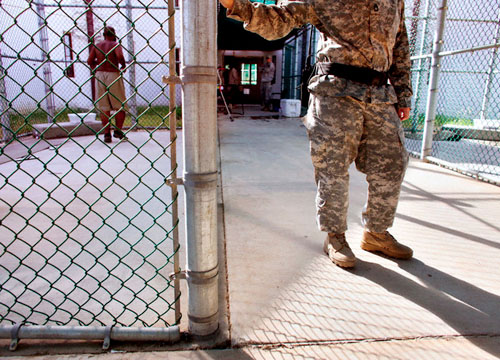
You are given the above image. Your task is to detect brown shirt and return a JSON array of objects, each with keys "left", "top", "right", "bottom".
[{"left": 87, "top": 39, "right": 126, "bottom": 73}]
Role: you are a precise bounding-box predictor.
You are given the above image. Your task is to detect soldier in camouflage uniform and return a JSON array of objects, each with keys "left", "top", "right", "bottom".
[
  {"left": 219, "top": 0, "right": 414, "bottom": 268},
  {"left": 260, "top": 56, "right": 276, "bottom": 110}
]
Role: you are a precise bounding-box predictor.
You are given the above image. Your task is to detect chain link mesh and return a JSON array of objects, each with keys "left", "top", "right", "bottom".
[
  {"left": 0, "top": 0, "right": 181, "bottom": 328},
  {"left": 405, "top": 0, "right": 500, "bottom": 183}
]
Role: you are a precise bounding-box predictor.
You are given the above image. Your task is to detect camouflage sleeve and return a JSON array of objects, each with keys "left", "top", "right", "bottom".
[
  {"left": 388, "top": 1, "right": 413, "bottom": 108},
  {"left": 227, "top": 0, "right": 317, "bottom": 41}
]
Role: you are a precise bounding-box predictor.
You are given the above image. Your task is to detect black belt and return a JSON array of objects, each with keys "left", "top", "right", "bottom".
[{"left": 315, "top": 62, "right": 389, "bottom": 86}]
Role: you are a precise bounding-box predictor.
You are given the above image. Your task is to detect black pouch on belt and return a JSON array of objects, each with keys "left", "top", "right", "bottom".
[{"left": 315, "top": 62, "right": 389, "bottom": 86}]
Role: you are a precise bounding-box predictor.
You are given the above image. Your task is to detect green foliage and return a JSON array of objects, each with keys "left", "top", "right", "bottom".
[
  {"left": 2, "top": 106, "right": 182, "bottom": 139},
  {"left": 6, "top": 108, "right": 88, "bottom": 137},
  {"left": 403, "top": 113, "right": 473, "bottom": 132},
  {"left": 129, "top": 105, "right": 183, "bottom": 129}
]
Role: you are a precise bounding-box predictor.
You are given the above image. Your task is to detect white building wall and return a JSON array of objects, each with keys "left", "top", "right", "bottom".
[
  {"left": 0, "top": 0, "right": 182, "bottom": 114},
  {"left": 1, "top": 0, "right": 498, "bottom": 119}
]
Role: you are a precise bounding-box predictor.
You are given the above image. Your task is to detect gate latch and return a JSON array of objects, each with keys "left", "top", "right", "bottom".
[
  {"left": 166, "top": 177, "right": 184, "bottom": 187},
  {"left": 169, "top": 270, "right": 187, "bottom": 281},
  {"left": 162, "top": 75, "right": 182, "bottom": 85}
]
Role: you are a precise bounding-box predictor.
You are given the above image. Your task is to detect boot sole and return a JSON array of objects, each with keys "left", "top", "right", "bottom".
[
  {"left": 323, "top": 245, "right": 356, "bottom": 268},
  {"left": 360, "top": 242, "right": 413, "bottom": 259}
]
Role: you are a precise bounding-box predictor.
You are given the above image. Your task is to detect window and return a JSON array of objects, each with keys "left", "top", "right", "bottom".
[
  {"left": 63, "top": 32, "right": 74, "bottom": 78},
  {"left": 240, "top": 63, "right": 257, "bottom": 85}
]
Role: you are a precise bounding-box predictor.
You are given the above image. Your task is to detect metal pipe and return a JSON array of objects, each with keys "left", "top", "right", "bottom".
[
  {"left": 125, "top": 0, "right": 138, "bottom": 124},
  {"left": 167, "top": 0, "right": 181, "bottom": 325},
  {"left": 294, "top": 37, "right": 301, "bottom": 99},
  {"left": 0, "top": 55, "right": 166, "bottom": 65},
  {"left": 0, "top": 35, "right": 12, "bottom": 142},
  {"left": 479, "top": 8, "right": 500, "bottom": 121},
  {"left": 84, "top": 0, "right": 96, "bottom": 101},
  {"left": 0, "top": 325, "right": 180, "bottom": 343},
  {"left": 34, "top": 0, "right": 56, "bottom": 122},
  {"left": 411, "top": 42, "right": 500, "bottom": 60},
  {"left": 410, "top": 0, "right": 431, "bottom": 133},
  {"left": 421, "top": 0, "right": 448, "bottom": 160},
  {"left": 425, "top": 156, "right": 500, "bottom": 186},
  {"left": 181, "top": 0, "right": 219, "bottom": 336},
  {"left": 32, "top": 2, "right": 168, "bottom": 10}
]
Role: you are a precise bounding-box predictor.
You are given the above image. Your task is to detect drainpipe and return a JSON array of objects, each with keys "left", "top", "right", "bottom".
[
  {"left": 421, "top": 0, "right": 448, "bottom": 160},
  {"left": 34, "top": 0, "right": 56, "bottom": 122},
  {"left": 181, "top": 0, "right": 219, "bottom": 336}
]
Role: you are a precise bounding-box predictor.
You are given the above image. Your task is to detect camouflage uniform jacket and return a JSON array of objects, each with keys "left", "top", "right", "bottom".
[{"left": 227, "top": 0, "right": 413, "bottom": 108}]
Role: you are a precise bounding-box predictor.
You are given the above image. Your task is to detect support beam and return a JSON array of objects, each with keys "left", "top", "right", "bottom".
[
  {"left": 421, "top": 0, "right": 448, "bottom": 160},
  {"left": 181, "top": 0, "right": 219, "bottom": 336},
  {"left": 34, "top": 0, "right": 56, "bottom": 122}
]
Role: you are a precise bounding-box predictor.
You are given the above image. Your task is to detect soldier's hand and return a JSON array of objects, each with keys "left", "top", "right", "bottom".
[
  {"left": 397, "top": 107, "right": 410, "bottom": 121},
  {"left": 220, "top": 0, "right": 234, "bottom": 10}
]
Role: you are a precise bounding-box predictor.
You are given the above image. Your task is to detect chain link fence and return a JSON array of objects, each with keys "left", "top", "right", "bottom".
[
  {"left": 0, "top": 0, "right": 182, "bottom": 139},
  {"left": 0, "top": 0, "right": 182, "bottom": 339},
  {"left": 405, "top": 0, "right": 500, "bottom": 184}
]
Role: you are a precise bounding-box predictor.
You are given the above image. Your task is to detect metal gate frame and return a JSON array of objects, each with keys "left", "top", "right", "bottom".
[{"left": 0, "top": 0, "right": 183, "bottom": 349}]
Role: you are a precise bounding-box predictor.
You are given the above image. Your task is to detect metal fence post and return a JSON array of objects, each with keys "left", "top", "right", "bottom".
[
  {"left": 0, "top": 45, "right": 12, "bottom": 142},
  {"left": 34, "top": 0, "right": 56, "bottom": 122},
  {"left": 479, "top": 8, "right": 500, "bottom": 122},
  {"left": 410, "top": 0, "right": 431, "bottom": 133},
  {"left": 181, "top": 0, "right": 219, "bottom": 336},
  {"left": 84, "top": 0, "right": 96, "bottom": 101},
  {"left": 125, "top": 0, "right": 138, "bottom": 124},
  {"left": 167, "top": 0, "right": 181, "bottom": 325},
  {"left": 421, "top": 0, "right": 448, "bottom": 160}
]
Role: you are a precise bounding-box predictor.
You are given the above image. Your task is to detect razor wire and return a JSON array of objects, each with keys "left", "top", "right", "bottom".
[
  {"left": 405, "top": 0, "right": 500, "bottom": 184},
  {"left": 0, "top": 0, "right": 182, "bottom": 330}
]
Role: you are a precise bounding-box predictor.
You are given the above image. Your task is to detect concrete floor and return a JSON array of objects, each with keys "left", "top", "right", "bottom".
[
  {"left": 2, "top": 107, "right": 500, "bottom": 358},
  {"left": 0, "top": 131, "right": 187, "bottom": 330},
  {"left": 217, "top": 108, "right": 500, "bottom": 358}
]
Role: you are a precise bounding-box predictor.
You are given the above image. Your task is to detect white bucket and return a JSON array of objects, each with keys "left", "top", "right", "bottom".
[{"left": 280, "top": 99, "right": 301, "bottom": 117}]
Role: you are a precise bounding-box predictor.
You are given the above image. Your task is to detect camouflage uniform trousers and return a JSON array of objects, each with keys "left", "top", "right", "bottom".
[
  {"left": 305, "top": 94, "right": 409, "bottom": 234},
  {"left": 260, "top": 81, "right": 273, "bottom": 108}
]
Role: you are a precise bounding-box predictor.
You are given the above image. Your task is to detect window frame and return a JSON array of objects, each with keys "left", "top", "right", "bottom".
[
  {"left": 63, "top": 32, "right": 75, "bottom": 78},
  {"left": 240, "top": 63, "right": 258, "bottom": 85}
]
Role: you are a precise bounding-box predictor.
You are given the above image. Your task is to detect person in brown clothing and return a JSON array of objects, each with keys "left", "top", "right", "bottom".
[{"left": 87, "top": 26, "right": 128, "bottom": 143}]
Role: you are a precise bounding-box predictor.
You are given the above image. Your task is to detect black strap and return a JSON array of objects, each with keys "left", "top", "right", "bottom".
[{"left": 315, "top": 62, "right": 388, "bottom": 86}]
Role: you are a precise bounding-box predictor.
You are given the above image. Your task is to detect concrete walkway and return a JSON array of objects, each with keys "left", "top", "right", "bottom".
[
  {"left": 4, "top": 106, "right": 500, "bottom": 359},
  {"left": 217, "top": 107, "right": 500, "bottom": 359}
]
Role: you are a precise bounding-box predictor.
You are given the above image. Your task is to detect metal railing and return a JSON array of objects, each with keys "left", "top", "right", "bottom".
[{"left": 406, "top": 0, "right": 500, "bottom": 185}]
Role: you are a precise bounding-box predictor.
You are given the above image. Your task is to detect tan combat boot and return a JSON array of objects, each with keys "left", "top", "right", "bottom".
[
  {"left": 323, "top": 233, "right": 356, "bottom": 268},
  {"left": 361, "top": 230, "right": 413, "bottom": 259}
]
